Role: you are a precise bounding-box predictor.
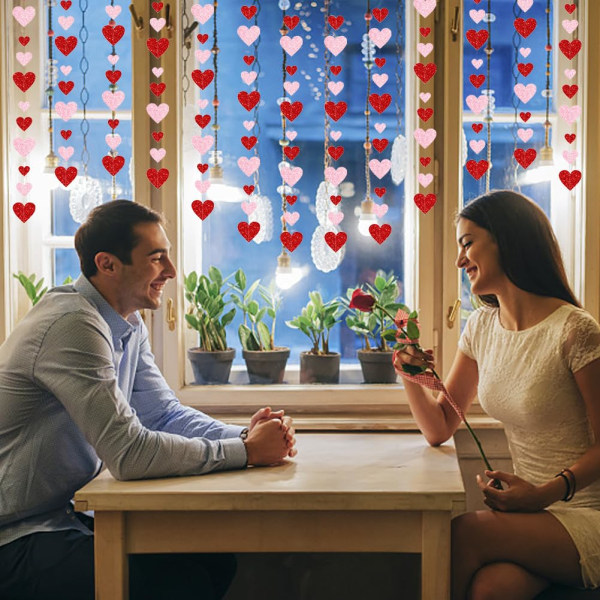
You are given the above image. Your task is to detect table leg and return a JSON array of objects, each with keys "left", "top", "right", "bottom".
[
  {"left": 421, "top": 511, "right": 451, "bottom": 600},
  {"left": 94, "top": 511, "right": 129, "bottom": 600}
]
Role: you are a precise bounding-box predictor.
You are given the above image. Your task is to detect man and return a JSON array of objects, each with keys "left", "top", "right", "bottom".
[{"left": 0, "top": 200, "right": 296, "bottom": 599}]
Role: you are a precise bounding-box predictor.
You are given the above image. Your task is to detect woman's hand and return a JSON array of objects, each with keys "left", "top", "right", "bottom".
[
  {"left": 393, "top": 345, "right": 436, "bottom": 373},
  {"left": 477, "top": 470, "right": 547, "bottom": 512}
]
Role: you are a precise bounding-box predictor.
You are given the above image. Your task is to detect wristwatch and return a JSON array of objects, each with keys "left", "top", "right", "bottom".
[{"left": 240, "top": 427, "right": 249, "bottom": 441}]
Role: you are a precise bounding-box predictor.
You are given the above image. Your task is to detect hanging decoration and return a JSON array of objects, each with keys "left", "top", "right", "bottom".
[
  {"left": 54, "top": 0, "right": 78, "bottom": 188},
  {"left": 12, "top": 4, "right": 37, "bottom": 222},
  {"left": 509, "top": 0, "right": 524, "bottom": 186},
  {"left": 558, "top": 2, "right": 582, "bottom": 191},
  {"left": 101, "top": 2, "right": 127, "bottom": 196},
  {"left": 146, "top": 1, "right": 171, "bottom": 189},
  {"left": 413, "top": 0, "right": 437, "bottom": 214},
  {"left": 391, "top": 0, "right": 407, "bottom": 186}
]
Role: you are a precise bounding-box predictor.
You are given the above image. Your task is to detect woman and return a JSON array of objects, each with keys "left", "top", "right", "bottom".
[{"left": 395, "top": 190, "right": 600, "bottom": 600}]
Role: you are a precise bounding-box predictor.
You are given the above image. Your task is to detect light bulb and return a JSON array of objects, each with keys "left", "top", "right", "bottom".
[
  {"left": 357, "top": 197, "right": 377, "bottom": 237},
  {"left": 518, "top": 145, "right": 554, "bottom": 185},
  {"left": 275, "top": 251, "right": 305, "bottom": 290},
  {"left": 42, "top": 151, "right": 61, "bottom": 191}
]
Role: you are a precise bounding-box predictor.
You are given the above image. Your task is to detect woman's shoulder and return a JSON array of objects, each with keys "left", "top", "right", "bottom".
[{"left": 465, "top": 304, "right": 498, "bottom": 329}]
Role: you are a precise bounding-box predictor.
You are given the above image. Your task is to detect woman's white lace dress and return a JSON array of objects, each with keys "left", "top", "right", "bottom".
[{"left": 458, "top": 304, "right": 600, "bottom": 588}]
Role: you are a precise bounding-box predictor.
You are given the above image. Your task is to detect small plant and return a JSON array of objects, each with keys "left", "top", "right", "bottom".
[
  {"left": 228, "top": 268, "right": 281, "bottom": 351},
  {"left": 183, "top": 267, "right": 236, "bottom": 352},
  {"left": 342, "top": 270, "right": 404, "bottom": 352},
  {"left": 13, "top": 272, "right": 74, "bottom": 306},
  {"left": 286, "top": 291, "right": 343, "bottom": 355}
]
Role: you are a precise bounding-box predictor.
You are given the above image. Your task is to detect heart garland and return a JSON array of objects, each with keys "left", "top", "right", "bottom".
[
  {"left": 558, "top": 3, "right": 581, "bottom": 191},
  {"left": 12, "top": 5, "right": 37, "bottom": 220},
  {"left": 414, "top": 0, "right": 437, "bottom": 213},
  {"left": 146, "top": 2, "right": 169, "bottom": 188},
  {"left": 103, "top": 5, "right": 126, "bottom": 184}
]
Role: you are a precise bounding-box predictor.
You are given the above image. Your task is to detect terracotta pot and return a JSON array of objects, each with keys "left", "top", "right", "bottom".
[
  {"left": 242, "top": 348, "right": 290, "bottom": 384},
  {"left": 187, "top": 348, "right": 235, "bottom": 385},
  {"left": 357, "top": 349, "right": 397, "bottom": 384},
  {"left": 299, "top": 351, "right": 340, "bottom": 384}
]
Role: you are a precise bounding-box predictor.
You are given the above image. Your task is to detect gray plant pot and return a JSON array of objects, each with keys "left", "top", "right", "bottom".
[
  {"left": 299, "top": 351, "right": 340, "bottom": 384},
  {"left": 187, "top": 348, "right": 235, "bottom": 385},
  {"left": 242, "top": 348, "right": 290, "bottom": 384},
  {"left": 357, "top": 349, "right": 397, "bottom": 384}
]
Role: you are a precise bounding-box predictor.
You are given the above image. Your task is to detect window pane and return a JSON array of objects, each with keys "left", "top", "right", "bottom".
[{"left": 53, "top": 248, "right": 80, "bottom": 284}]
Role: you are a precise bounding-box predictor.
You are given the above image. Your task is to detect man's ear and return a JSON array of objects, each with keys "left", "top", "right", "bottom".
[{"left": 94, "top": 252, "right": 120, "bottom": 277}]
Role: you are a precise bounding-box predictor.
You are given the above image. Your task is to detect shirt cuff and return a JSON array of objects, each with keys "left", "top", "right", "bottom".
[{"left": 220, "top": 436, "right": 248, "bottom": 470}]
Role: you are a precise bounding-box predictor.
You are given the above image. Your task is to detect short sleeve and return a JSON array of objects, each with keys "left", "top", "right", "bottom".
[
  {"left": 458, "top": 309, "right": 479, "bottom": 360},
  {"left": 561, "top": 309, "right": 600, "bottom": 373}
]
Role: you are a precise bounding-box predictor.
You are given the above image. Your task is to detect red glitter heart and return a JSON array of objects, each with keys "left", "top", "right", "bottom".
[
  {"left": 286, "top": 66, "right": 297, "bottom": 76},
  {"left": 414, "top": 194, "right": 436, "bottom": 214},
  {"left": 55, "top": 36, "right": 77, "bottom": 56},
  {"left": 146, "top": 167, "right": 169, "bottom": 188},
  {"left": 417, "top": 108, "right": 433, "bottom": 122},
  {"left": 559, "top": 169, "right": 581, "bottom": 190},
  {"left": 191, "top": 69, "right": 214, "bottom": 89},
  {"left": 238, "top": 221, "right": 260, "bottom": 242},
  {"left": 374, "top": 58, "right": 386, "bottom": 68},
  {"left": 238, "top": 91, "right": 260, "bottom": 111},
  {"left": 102, "top": 24, "right": 125, "bottom": 45},
  {"left": 372, "top": 139, "right": 388, "bottom": 153},
  {"left": 369, "top": 223, "right": 391, "bottom": 244},
  {"left": 12, "top": 72, "right": 35, "bottom": 92},
  {"left": 562, "top": 84, "right": 578, "bottom": 99},
  {"left": 514, "top": 18, "right": 537, "bottom": 38},
  {"left": 280, "top": 101, "right": 303, "bottom": 121},
  {"left": 108, "top": 119, "right": 119, "bottom": 129},
  {"left": 372, "top": 8, "right": 388, "bottom": 22},
  {"left": 325, "top": 101, "right": 347, "bottom": 121},
  {"left": 280, "top": 231, "right": 303, "bottom": 252},
  {"left": 420, "top": 157, "right": 431, "bottom": 167},
  {"left": 102, "top": 155, "right": 125, "bottom": 176},
  {"left": 150, "top": 83, "right": 166, "bottom": 97},
  {"left": 243, "top": 55, "right": 254, "bottom": 65},
  {"left": 58, "top": 80, "right": 74, "bottom": 95},
  {"left": 469, "top": 74, "right": 485, "bottom": 88},
  {"left": 368, "top": 93, "right": 391, "bottom": 114},
  {"left": 559, "top": 39, "right": 581, "bottom": 60},
  {"left": 329, "top": 195, "right": 342, "bottom": 205},
  {"left": 330, "top": 65, "right": 342, "bottom": 75},
  {"left": 374, "top": 187, "right": 386, "bottom": 198},
  {"left": 61, "top": 129, "right": 72, "bottom": 140},
  {"left": 60, "top": 1, "right": 72, "bottom": 9},
  {"left": 243, "top": 185, "right": 255, "bottom": 195},
  {"left": 241, "top": 5, "right": 257, "bottom": 19},
  {"left": 520, "top": 111, "right": 531, "bottom": 122},
  {"left": 466, "top": 159, "right": 489, "bottom": 180},
  {"left": 55, "top": 166, "right": 78, "bottom": 187},
  {"left": 13, "top": 202, "right": 35, "bottom": 223},
  {"left": 328, "top": 15, "right": 344, "bottom": 30},
  {"left": 324, "top": 231, "right": 347, "bottom": 252},
  {"left": 327, "top": 146, "right": 344, "bottom": 160},
  {"left": 465, "top": 29, "right": 488, "bottom": 50},
  {"left": 197, "top": 34, "right": 209, "bottom": 44},
  {"left": 514, "top": 148, "right": 537, "bottom": 169},
  {"left": 18, "top": 166, "right": 30, "bottom": 176},
  {"left": 413, "top": 62, "right": 437, "bottom": 83},
  {"left": 16, "top": 117, "right": 32, "bottom": 131},
  {"left": 517, "top": 63, "right": 533, "bottom": 77},
  {"left": 191, "top": 200, "right": 214, "bottom": 220},
  {"left": 105, "top": 70, "right": 122, "bottom": 84},
  {"left": 197, "top": 163, "right": 208, "bottom": 173},
  {"left": 286, "top": 195, "right": 297, "bottom": 205},
  {"left": 471, "top": 123, "right": 484, "bottom": 133},
  {"left": 152, "top": 2, "right": 163, "bottom": 12},
  {"left": 564, "top": 3, "right": 576, "bottom": 14},
  {"left": 565, "top": 134, "right": 576, "bottom": 144},
  {"left": 147, "top": 38, "right": 169, "bottom": 59},
  {"left": 152, "top": 132, "right": 164, "bottom": 142},
  {"left": 283, "top": 15, "right": 299, "bottom": 29},
  {"left": 420, "top": 27, "right": 431, "bottom": 37},
  {"left": 284, "top": 146, "right": 300, "bottom": 160},
  {"left": 241, "top": 136, "right": 257, "bottom": 150},
  {"left": 19, "top": 36, "right": 30, "bottom": 46}
]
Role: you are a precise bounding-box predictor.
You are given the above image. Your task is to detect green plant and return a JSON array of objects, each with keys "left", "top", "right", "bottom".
[
  {"left": 228, "top": 268, "right": 282, "bottom": 351},
  {"left": 13, "top": 272, "right": 73, "bottom": 306},
  {"left": 342, "top": 270, "right": 404, "bottom": 351},
  {"left": 286, "top": 291, "right": 343, "bottom": 355},
  {"left": 183, "top": 267, "right": 236, "bottom": 352}
]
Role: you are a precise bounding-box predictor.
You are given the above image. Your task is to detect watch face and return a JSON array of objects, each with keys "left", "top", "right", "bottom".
[{"left": 241, "top": 428, "right": 249, "bottom": 441}]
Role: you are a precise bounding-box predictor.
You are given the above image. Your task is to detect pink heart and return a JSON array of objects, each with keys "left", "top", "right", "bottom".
[
  {"left": 16, "top": 182, "right": 32, "bottom": 196},
  {"left": 519, "top": 47, "right": 531, "bottom": 58},
  {"left": 328, "top": 81, "right": 344, "bottom": 95},
  {"left": 417, "top": 173, "right": 433, "bottom": 187},
  {"left": 146, "top": 102, "right": 170, "bottom": 123},
  {"left": 55, "top": 101, "right": 78, "bottom": 120},
  {"left": 12, "top": 6, "right": 36, "bottom": 27},
  {"left": 152, "top": 67, "right": 164, "bottom": 77},
  {"left": 419, "top": 92, "right": 431, "bottom": 103},
  {"left": 413, "top": 0, "right": 436, "bottom": 18},
  {"left": 417, "top": 43, "right": 433, "bottom": 57},
  {"left": 283, "top": 81, "right": 299, "bottom": 95},
  {"left": 13, "top": 137, "right": 35, "bottom": 157},
  {"left": 465, "top": 94, "right": 488, "bottom": 114},
  {"left": 195, "top": 180, "right": 211, "bottom": 193},
  {"left": 191, "top": 3, "right": 214, "bottom": 25},
  {"left": 328, "top": 211, "right": 344, "bottom": 226},
  {"left": 330, "top": 130, "right": 342, "bottom": 141},
  {"left": 562, "top": 150, "right": 578, "bottom": 164},
  {"left": 192, "top": 134, "right": 214, "bottom": 155},
  {"left": 197, "top": 99, "right": 209, "bottom": 109},
  {"left": 517, "top": 0, "right": 533, "bottom": 11},
  {"left": 237, "top": 25, "right": 260, "bottom": 46},
  {"left": 324, "top": 35, "right": 347, "bottom": 56},
  {"left": 241, "top": 201, "right": 257, "bottom": 215},
  {"left": 559, "top": 105, "right": 581, "bottom": 124},
  {"left": 324, "top": 166, "right": 347, "bottom": 186},
  {"left": 150, "top": 148, "right": 166, "bottom": 162},
  {"left": 102, "top": 91, "right": 125, "bottom": 111},
  {"left": 241, "top": 70, "right": 257, "bottom": 86},
  {"left": 150, "top": 17, "right": 166, "bottom": 32},
  {"left": 368, "top": 27, "right": 391, "bottom": 48},
  {"left": 469, "top": 139, "right": 485, "bottom": 154},
  {"left": 372, "top": 74, "right": 388, "bottom": 88},
  {"left": 105, "top": 133, "right": 122, "bottom": 150},
  {"left": 279, "top": 165, "right": 303, "bottom": 186},
  {"left": 105, "top": 5, "right": 122, "bottom": 19},
  {"left": 16, "top": 52, "right": 32, "bottom": 66},
  {"left": 369, "top": 159, "right": 391, "bottom": 179},
  {"left": 469, "top": 9, "right": 485, "bottom": 23},
  {"left": 517, "top": 128, "right": 533, "bottom": 143},
  {"left": 58, "top": 15, "right": 74, "bottom": 30},
  {"left": 286, "top": 130, "right": 297, "bottom": 141},
  {"left": 243, "top": 120, "right": 255, "bottom": 131},
  {"left": 564, "top": 69, "right": 576, "bottom": 80},
  {"left": 58, "top": 145, "right": 74, "bottom": 161},
  {"left": 107, "top": 54, "right": 120, "bottom": 66},
  {"left": 413, "top": 128, "right": 437, "bottom": 148},
  {"left": 18, "top": 101, "right": 30, "bottom": 112},
  {"left": 280, "top": 35, "right": 303, "bottom": 56},
  {"left": 238, "top": 156, "right": 260, "bottom": 176},
  {"left": 195, "top": 49, "right": 211, "bottom": 63},
  {"left": 471, "top": 59, "right": 483, "bottom": 69},
  {"left": 372, "top": 202, "right": 388, "bottom": 218},
  {"left": 514, "top": 83, "right": 537, "bottom": 104},
  {"left": 374, "top": 122, "right": 386, "bottom": 133},
  {"left": 283, "top": 210, "right": 299, "bottom": 225},
  {"left": 562, "top": 19, "right": 578, "bottom": 34},
  {"left": 60, "top": 65, "right": 72, "bottom": 75}
]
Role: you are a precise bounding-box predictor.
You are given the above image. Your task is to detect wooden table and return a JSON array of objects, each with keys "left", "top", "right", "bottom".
[{"left": 74, "top": 433, "right": 465, "bottom": 600}]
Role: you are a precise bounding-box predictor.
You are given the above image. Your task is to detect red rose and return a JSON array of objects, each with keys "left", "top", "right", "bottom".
[{"left": 349, "top": 289, "right": 376, "bottom": 312}]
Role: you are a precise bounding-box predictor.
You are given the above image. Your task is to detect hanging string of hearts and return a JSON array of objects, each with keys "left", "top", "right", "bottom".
[
  {"left": 190, "top": 3, "right": 215, "bottom": 220},
  {"left": 322, "top": 7, "right": 347, "bottom": 254},
  {"left": 413, "top": 0, "right": 437, "bottom": 214},
  {"left": 558, "top": 2, "right": 581, "bottom": 191},
  {"left": 54, "top": 0, "right": 78, "bottom": 189},
  {"left": 12, "top": 4, "right": 37, "bottom": 223},
  {"left": 102, "top": 2, "right": 126, "bottom": 195},
  {"left": 146, "top": 1, "right": 170, "bottom": 189},
  {"left": 276, "top": 5, "right": 304, "bottom": 253}
]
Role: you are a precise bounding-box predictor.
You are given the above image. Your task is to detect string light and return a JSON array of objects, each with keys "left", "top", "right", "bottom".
[
  {"left": 484, "top": 0, "right": 493, "bottom": 192},
  {"left": 43, "top": 0, "right": 60, "bottom": 191},
  {"left": 209, "top": 0, "right": 223, "bottom": 181}
]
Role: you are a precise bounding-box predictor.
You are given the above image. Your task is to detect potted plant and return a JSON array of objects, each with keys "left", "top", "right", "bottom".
[
  {"left": 286, "top": 291, "right": 343, "bottom": 384},
  {"left": 184, "top": 267, "right": 236, "bottom": 385},
  {"left": 228, "top": 268, "right": 289, "bottom": 384},
  {"left": 13, "top": 272, "right": 74, "bottom": 307},
  {"left": 342, "top": 270, "right": 403, "bottom": 383}
]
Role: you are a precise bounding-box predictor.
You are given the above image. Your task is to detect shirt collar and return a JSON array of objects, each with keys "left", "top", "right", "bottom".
[{"left": 73, "top": 275, "right": 139, "bottom": 341}]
